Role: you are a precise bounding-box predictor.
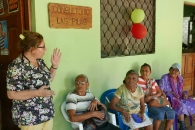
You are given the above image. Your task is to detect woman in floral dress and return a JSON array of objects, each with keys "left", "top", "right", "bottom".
[{"left": 6, "top": 30, "right": 61, "bottom": 130}]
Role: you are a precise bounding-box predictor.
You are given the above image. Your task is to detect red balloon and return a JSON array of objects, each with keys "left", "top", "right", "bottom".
[{"left": 131, "top": 23, "right": 147, "bottom": 39}]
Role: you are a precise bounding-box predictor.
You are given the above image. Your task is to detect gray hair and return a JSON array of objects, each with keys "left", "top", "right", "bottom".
[
  {"left": 126, "top": 70, "right": 139, "bottom": 77},
  {"left": 75, "top": 74, "right": 89, "bottom": 83},
  {"left": 123, "top": 69, "right": 139, "bottom": 84}
]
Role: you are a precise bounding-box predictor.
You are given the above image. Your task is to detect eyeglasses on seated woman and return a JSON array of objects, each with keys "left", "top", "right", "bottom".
[{"left": 65, "top": 74, "right": 120, "bottom": 130}]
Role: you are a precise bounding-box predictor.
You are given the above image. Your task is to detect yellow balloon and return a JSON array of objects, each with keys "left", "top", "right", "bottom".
[{"left": 131, "top": 9, "right": 145, "bottom": 23}]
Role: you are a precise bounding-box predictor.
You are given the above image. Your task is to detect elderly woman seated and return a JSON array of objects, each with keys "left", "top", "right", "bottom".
[
  {"left": 159, "top": 63, "right": 195, "bottom": 130},
  {"left": 65, "top": 74, "right": 120, "bottom": 130},
  {"left": 138, "top": 63, "right": 175, "bottom": 130},
  {"left": 109, "top": 70, "right": 152, "bottom": 130}
]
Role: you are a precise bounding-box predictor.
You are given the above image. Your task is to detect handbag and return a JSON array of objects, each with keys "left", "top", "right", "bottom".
[
  {"left": 147, "top": 87, "right": 170, "bottom": 107},
  {"left": 83, "top": 104, "right": 110, "bottom": 130}
]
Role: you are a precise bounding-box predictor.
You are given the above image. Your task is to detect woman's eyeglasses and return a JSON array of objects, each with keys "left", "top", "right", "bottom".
[
  {"left": 37, "top": 45, "right": 45, "bottom": 48},
  {"left": 75, "top": 81, "right": 87, "bottom": 85}
]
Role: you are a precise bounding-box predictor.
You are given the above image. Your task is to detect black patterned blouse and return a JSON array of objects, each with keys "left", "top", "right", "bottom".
[{"left": 6, "top": 56, "right": 55, "bottom": 126}]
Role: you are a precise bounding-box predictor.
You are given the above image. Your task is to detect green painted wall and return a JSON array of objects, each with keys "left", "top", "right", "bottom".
[{"left": 31, "top": 0, "right": 191, "bottom": 129}]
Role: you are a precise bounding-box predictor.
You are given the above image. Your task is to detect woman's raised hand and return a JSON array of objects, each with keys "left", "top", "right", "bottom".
[
  {"left": 37, "top": 86, "right": 55, "bottom": 98},
  {"left": 51, "top": 48, "right": 62, "bottom": 68}
]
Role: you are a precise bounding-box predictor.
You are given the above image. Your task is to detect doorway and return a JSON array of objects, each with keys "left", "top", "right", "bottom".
[
  {"left": 182, "top": 2, "right": 195, "bottom": 97},
  {"left": 0, "top": 0, "right": 31, "bottom": 130}
]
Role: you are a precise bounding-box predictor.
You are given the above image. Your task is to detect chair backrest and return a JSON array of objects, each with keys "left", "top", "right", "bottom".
[
  {"left": 61, "top": 101, "right": 84, "bottom": 130},
  {"left": 100, "top": 88, "right": 117, "bottom": 108},
  {"left": 100, "top": 89, "right": 130, "bottom": 130},
  {"left": 61, "top": 101, "right": 71, "bottom": 122},
  {"left": 156, "top": 79, "right": 160, "bottom": 86}
]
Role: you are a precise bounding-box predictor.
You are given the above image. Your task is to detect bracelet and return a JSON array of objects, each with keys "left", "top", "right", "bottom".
[{"left": 51, "top": 66, "right": 58, "bottom": 69}]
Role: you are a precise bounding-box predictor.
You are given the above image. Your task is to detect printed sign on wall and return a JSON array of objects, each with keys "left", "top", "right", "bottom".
[
  {"left": 48, "top": 3, "right": 92, "bottom": 29},
  {"left": 0, "top": 20, "right": 9, "bottom": 55},
  {"left": 8, "top": 0, "right": 19, "bottom": 13},
  {"left": 0, "top": 0, "right": 4, "bottom": 15}
]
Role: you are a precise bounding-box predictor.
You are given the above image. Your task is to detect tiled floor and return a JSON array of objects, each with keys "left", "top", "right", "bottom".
[
  {"left": 184, "top": 115, "right": 195, "bottom": 130},
  {"left": 158, "top": 115, "right": 195, "bottom": 130},
  {"left": 159, "top": 97, "right": 195, "bottom": 130}
]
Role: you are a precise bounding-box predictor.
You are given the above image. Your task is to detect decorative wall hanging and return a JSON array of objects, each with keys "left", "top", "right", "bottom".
[
  {"left": 101, "top": 0, "right": 156, "bottom": 58},
  {"left": 8, "top": 0, "right": 19, "bottom": 13},
  {"left": 0, "top": 20, "right": 9, "bottom": 55},
  {"left": 0, "top": 0, "right": 4, "bottom": 15}
]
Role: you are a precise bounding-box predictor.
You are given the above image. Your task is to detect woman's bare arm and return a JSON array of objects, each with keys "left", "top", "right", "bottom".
[
  {"left": 109, "top": 96, "right": 123, "bottom": 113},
  {"left": 68, "top": 109, "right": 104, "bottom": 122},
  {"left": 150, "top": 86, "right": 162, "bottom": 98},
  {"left": 139, "top": 97, "right": 145, "bottom": 121},
  {"left": 145, "top": 86, "right": 162, "bottom": 102},
  {"left": 109, "top": 95, "right": 130, "bottom": 122},
  {"left": 140, "top": 97, "right": 145, "bottom": 114}
]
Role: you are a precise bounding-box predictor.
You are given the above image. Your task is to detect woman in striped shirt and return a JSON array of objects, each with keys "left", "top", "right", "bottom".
[
  {"left": 66, "top": 74, "right": 120, "bottom": 130},
  {"left": 138, "top": 63, "right": 175, "bottom": 130}
]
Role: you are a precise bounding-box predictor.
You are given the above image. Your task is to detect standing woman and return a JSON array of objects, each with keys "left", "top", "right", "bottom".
[
  {"left": 6, "top": 30, "right": 61, "bottom": 130},
  {"left": 138, "top": 63, "right": 174, "bottom": 130},
  {"left": 159, "top": 63, "right": 195, "bottom": 130}
]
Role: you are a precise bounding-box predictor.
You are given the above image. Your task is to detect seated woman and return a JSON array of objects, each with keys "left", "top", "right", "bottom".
[
  {"left": 109, "top": 70, "right": 152, "bottom": 130},
  {"left": 138, "top": 63, "right": 175, "bottom": 130},
  {"left": 159, "top": 63, "right": 195, "bottom": 130},
  {"left": 65, "top": 74, "right": 120, "bottom": 130}
]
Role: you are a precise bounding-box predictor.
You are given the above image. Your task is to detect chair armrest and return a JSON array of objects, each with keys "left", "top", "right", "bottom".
[
  {"left": 108, "top": 112, "right": 117, "bottom": 126},
  {"left": 71, "top": 122, "right": 83, "bottom": 130},
  {"left": 63, "top": 116, "right": 83, "bottom": 130}
]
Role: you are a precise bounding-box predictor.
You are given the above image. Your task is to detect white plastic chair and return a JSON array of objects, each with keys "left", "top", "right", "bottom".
[{"left": 61, "top": 101, "right": 117, "bottom": 130}]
